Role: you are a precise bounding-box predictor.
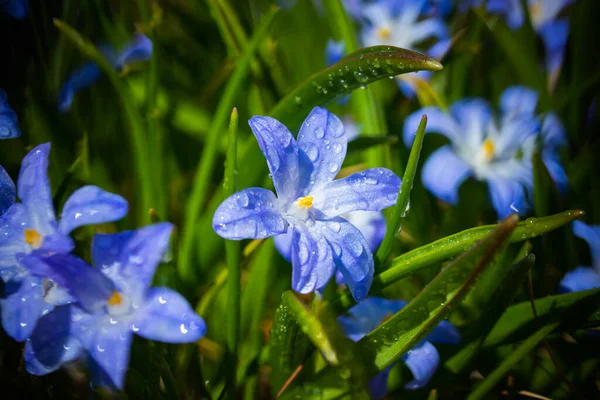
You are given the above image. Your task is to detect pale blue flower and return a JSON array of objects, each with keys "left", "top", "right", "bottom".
[
  {"left": 213, "top": 107, "right": 401, "bottom": 301},
  {"left": 338, "top": 297, "right": 461, "bottom": 397},
  {"left": 559, "top": 221, "right": 600, "bottom": 293}
]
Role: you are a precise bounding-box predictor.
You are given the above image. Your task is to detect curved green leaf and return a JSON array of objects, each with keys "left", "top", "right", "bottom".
[
  {"left": 324, "top": 210, "right": 584, "bottom": 314},
  {"left": 269, "top": 46, "right": 442, "bottom": 131}
]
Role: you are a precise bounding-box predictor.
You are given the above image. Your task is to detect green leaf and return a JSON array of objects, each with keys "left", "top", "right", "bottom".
[
  {"left": 269, "top": 46, "right": 442, "bottom": 131},
  {"left": 444, "top": 251, "right": 536, "bottom": 376},
  {"left": 357, "top": 214, "right": 518, "bottom": 375},
  {"left": 324, "top": 210, "right": 584, "bottom": 314},
  {"left": 376, "top": 114, "right": 427, "bottom": 265}
]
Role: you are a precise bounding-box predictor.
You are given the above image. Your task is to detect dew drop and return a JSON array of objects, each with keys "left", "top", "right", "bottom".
[
  {"left": 327, "top": 162, "right": 339, "bottom": 173},
  {"left": 236, "top": 192, "right": 250, "bottom": 207},
  {"left": 314, "top": 127, "right": 325, "bottom": 139}
]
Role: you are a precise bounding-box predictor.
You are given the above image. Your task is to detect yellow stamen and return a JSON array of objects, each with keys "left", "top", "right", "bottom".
[
  {"left": 24, "top": 229, "right": 42, "bottom": 249},
  {"left": 482, "top": 138, "right": 495, "bottom": 162},
  {"left": 530, "top": 3, "right": 541, "bottom": 19},
  {"left": 107, "top": 291, "right": 123, "bottom": 306},
  {"left": 297, "top": 196, "right": 314, "bottom": 209},
  {"left": 377, "top": 27, "right": 391, "bottom": 40}
]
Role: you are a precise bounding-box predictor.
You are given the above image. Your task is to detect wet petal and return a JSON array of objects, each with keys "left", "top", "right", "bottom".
[
  {"left": 402, "top": 341, "right": 440, "bottom": 389},
  {"left": 487, "top": 176, "right": 529, "bottom": 218},
  {"left": 273, "top": 228, "right": 293, "bottom": 262},
  {"left": 213, "top": 188, "right": 287, "bottom": 240},
  {"left": 313, "top": 168, "right": 401, "bottom": 218},
  {"left": 248, "top": 116, "right": 299, "bottom": 201},
  {"left": 291, "top": 223, "right": 336, "bottom": 294},
  {"left": 91, "top": 230, "right": 135, "bottom": 268},
  {"left": 324, "top": 218, "right": 374, "bottom": 301},
  {"left": 0, "top": 89, "right": 21, "bottom": 138},
  {"left": 87, "top": 326, "right": 133, "bottom": 389},
  {"left": 17, "top": 143, "right": 57, "bottom": 235},
  {"left": 297, "top": 107, "right": 347, "bottom": 193},
  {"left": 403, "top": 107, "right": 459, "bottom": 147},
  {"left": 59, "top": 185, "right": 128, "bottom": 235},
  {"left": 422, "top": 146, "right": 472, "bottom": 205},
  {"left": 25, "top": 305, "right": 83, "bottom": 375},
  {"left": 133, "top": 287, "right": 206, "bottom": 343},
  {"left": 0, "top": 203, "right": 28, "bottom": 282},
  {"left": 342, "top": 210, "right": 387, "bottom": 253},
  {"left": 0, "top": 165, "right": 16, "bottom": 215},
  {"left": 0, "top": 276, "right": 52, "bottom": 341},
  {"left": 559, "top": 266, "right": 600, "bottom": 293}
]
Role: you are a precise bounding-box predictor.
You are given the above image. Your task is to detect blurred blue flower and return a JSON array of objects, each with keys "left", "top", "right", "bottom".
[
  {"left": 355, "top": 0, "right": 450, "bottom": 97},
  {"left": 0, "top": 89, "right": 21, "bottom": 139},
  {"left": 24, "top": 223, "right": 207, "bottom": 388},
  {"left": 0, "top": 0, "right": 28, "bottom": 19},
  {"left": 0, "top": 143, "right": 128, "bottom": 341},
  {"left": 325, "top": 39, "right": 346, "bottom": 66},
  {"left": 500, "top": 86, "right": 569, "bottom": 193},
  {"left": 403, "top": 97, "right": 540, "bottom": 218},
  {"left": 213, "top": 107, "right": 401, "bottom": 301},
  {"left": 338, "top": 297, "right": 461, "bottom": 397},
  {"left": 59, "top": 34, "right": 153, "bottom": 112},
  {"left": 559, "top": 221, "right": 600, "bottom": 293},
  {"left": 470, "top": 0, "right": 574, "bottom": 90}
]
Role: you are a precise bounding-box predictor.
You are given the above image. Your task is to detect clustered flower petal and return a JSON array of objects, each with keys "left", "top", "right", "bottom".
[
  {"left": 403, "top": 85, "right": 567, "bottom": 218},
  {"left": 213, "top": 107, "right": 401, "bottom": 301},
  {"left": 338, "top": 297, "right": 461, "bottom": 397}
]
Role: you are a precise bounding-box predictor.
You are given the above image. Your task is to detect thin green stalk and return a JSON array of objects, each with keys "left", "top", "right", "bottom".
[
  {"left": 177, "top": 7, "right": 278, "bottom": 283},
  {"left": 225, "top": 108, "right": 241, "bottom": 399},
  {"left": 322, "top": 0, "right": 387, "bottom": 168},
  {"left": 53, "top": 19, "right": 154, "bottom": 224},
  {"left": 375, "top": 115, "right": 427, "bottom": 265}
]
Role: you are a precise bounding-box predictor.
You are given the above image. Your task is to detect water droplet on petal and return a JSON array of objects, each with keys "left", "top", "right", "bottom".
[
  {"left": 314, "top": 127, "right": 325, "bottom": 139},
  {"left": 236, "top": 192, "right": 250, "bottom": 208},
  {"left": 180, "top": 324, "right": 189, "bottom": 334}
]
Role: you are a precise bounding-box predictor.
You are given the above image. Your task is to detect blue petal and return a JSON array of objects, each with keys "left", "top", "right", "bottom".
[
  {"left": 450, "top": 99, "right": 493, "bottom": 151},
  {"left": 297, "top": 107, "right": 347, "bottom": 193},
  {"left": 487, "top": 176, "right": 529, "bottom": 218},
  {"left": 422, "top": 146, "right": 472, "bottom": 205},
  {"left": 338, "top": 297, "right": 406, "bottom": 341},
  {"left": 342, "top": 210, "right": 387, "bottom": 253},
  {"left": 133, "top": 287, "right": 206, "bottom": 343},
  {"left": 487, "top": 0, "right": 524, "bottom": 30},
  {"left": 559, "top": 267, "right": 600, "bottom": 293},
  {"left": 402, "top": 341, "right": 440, "bottom": 389},
  {"left": 573, "top": 220, "right": 600, "bottom": 269},
  {"left": 538, "top": 19, "right": 569, "bottom": 91},
  {"left": 274, "top": 229, "right": 292, "bottom": 262},
  {"left": 0, "top": 164, "right": 16, "bottom": 214},
  {"left": 20, "top": 253, "right": 113, "bottom": 312},
  {"left": 403, "top": 107, "right": 459, "bottom": 146},
  {"left": 543, "top": 151, "right": 568, "bottom": 194},
  {"left": 0, "top": 276, "right": 52, "bottom": 341},
  {"left": 323, "top": 218, "right": 374, "bottom": 301},
  {"left": 499, "top": 86, "right": 539, "bottom": 117},
  {"left": 58, "top": 62, "right": 102, "bottom": 112},
  {"left": 86, "top": 325, "right": 133, "bottom": 389},
  {"left": 25, "top": 305, "right": 83, "bottom": 375},
  {"left": 0, "top": 203, "right": 28, "bottom": 282},
  {"left": 368, "top": 367, "right": 391, "bottom": 400},
  {"left": 1, "top": 0, "right": 28, "bottom": 19},
  {"left": 290, "top": 223, "right": 335, "bottom": 294},
  {"left": 91, "top": 230, "right": 135, "bottom": 268},
  {"left": 115, "top": 34, "right": 153, "bottom": 70},
  {"left": 17, "top": 143, "right": 58, "bottom": 236},
  {"left": 425, "top": 320, "right": 461, "bottom": 345},
  {"left": 58, "top": 185, "right": 129, "bottom": 235},
  {"left": 325, "top": 39, "right": 345, "bottom": 66},
  {"left": 493, "top": 116, "right": 539, "bottom": 156},
  {"left": 110, "top": 222, "right": 174, "bottom": 299},
  {"left": 248, "top": 116, "right": 300, "bottom": 202},
  {"left": 313, "top": 168, "right": 401, "bottom": 218},
  {"left": 0, "top": 89, "right": 22, "bottom": 138},
  {"left": 541, "top": 112, "right": 567, "bottom": 149},
  {"left": 213, "top": 188, "right": 287, "bottom": 240}
]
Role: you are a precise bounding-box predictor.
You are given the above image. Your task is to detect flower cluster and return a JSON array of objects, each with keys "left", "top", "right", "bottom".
[
  {"left": 0, "top": 144, "right": 205, "bottom": 389},
  {"left": 338, "top": 297, "right": 461, "bottom": 398},
  {"left": 403, "top": 86, "right": 567, "bottom": 218},
  {"left": 213, "top": 107, "right": 401, "bottom": 301}
]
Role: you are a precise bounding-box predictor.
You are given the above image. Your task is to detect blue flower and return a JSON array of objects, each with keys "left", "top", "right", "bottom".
[
  {"left": 338, "top": 297, "right": 460, "bottom": 397},
  {"left": 0, "top": 89, "right": 21, "bottom": 139},
  {"left": 325, "top": 39, "right": 346, "bottom": 68},
  {"left": 0, "top": 143, "right": 128, "bottom": 341},
  {"left": 559, "top": 221, "right": 600, "bottom": 293},
  {"left": 500, "top": 86, "right": 569, "bottom": 193},
  {"left": 59, "top": 34, "right": 153, "bottom": 112},
  {"left": 470, "top": 0, "right": 574, "bottom": 90},
  {"left": 355, "top": 0, "right": 450, "bottom": 97},
  {"left": 0, "top": 0, "right": 28, "bottom": 19},
  {"left": 213, "top": 107, "right": 401, "bottom": 301},
  {"left": 403, "top": 95, "right": 541, "bottom": 218},
  {"left": 24, "top": 223, "right": 207, "bottom": 389}
]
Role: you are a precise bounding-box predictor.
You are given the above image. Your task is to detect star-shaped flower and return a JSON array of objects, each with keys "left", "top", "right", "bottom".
[
  {"left": 0, "top": 143, "right": 128, "bottom": 340},
  {"left": 338, "top": 297, "right": 461, "bottom": 397},
  {"left": 24, "top": 223, "right": 207, "bottom": 389},
  {"left": 213, "top": 107, "right": 401, "bottom": 301}
]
